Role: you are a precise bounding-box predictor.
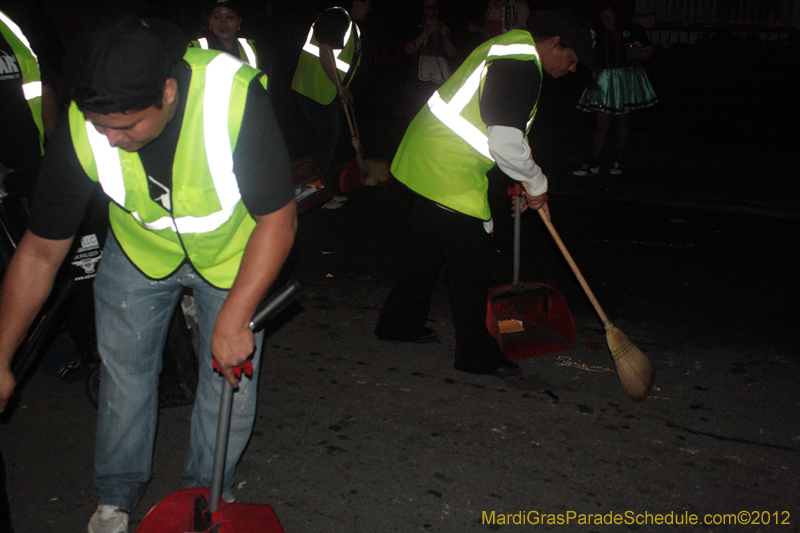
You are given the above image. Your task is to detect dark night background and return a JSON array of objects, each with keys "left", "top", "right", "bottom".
[{"left": 3, "top": 0, "right": 799, "bottom": 183}]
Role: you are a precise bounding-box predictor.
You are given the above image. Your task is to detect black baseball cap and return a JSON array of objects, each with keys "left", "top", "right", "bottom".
[
  {"left": 537, "top": 8, "right": 600, "bottom": 72},
  {"left": 205, "top": 0, "right": 244, "bottom": 16},
  {"left": 68, "top": 15, "right": 187, "bottom": 114}
]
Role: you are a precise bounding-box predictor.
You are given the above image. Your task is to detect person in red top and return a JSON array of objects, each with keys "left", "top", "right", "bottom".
[
  {"left": 468, "top": 0, "right": 531, "bottom": 41},
  {"left": 402, "top": 0, "right": 457, "bottom": 114}
]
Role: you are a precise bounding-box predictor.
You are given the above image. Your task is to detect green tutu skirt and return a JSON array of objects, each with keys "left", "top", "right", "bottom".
[{"left": 577, "top": 65, "right": 657, "bottom": 115}]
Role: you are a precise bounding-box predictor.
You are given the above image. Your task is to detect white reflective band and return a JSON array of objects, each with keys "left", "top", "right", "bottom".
[
  {"left": 84, "top": 124, "right": 127, "bottom": 207},
  {"left": 136, "top": 212, "right": 177, "bottom": 231},
  {"left": 187, "top": 52, "right": 242, "bottom": 234},
  {"left": 301, "top": 20, "right": 356, "bottom": 73},
  {"left": 86, "top": 129, "right": 178, "bottom": 231},
  {"left": 426, "top": 61, "right": 493, "bottom": 160},
  {"left": 425, "top": 44, "right": 539, "bottom": 161},
  {"left": 0, "top": 12, "right": 37, "bottom": 60},
  {"left": 84, "top": 54, "right": 245, "bottom": 235},
  {"left": 487, "top": 43, "right": 538, "bottom": 58},
  {"left": 198, "top": 38, "right": 256, "bottom": 68},
  {"left": 428, "top": 91, "right": 493, "bottom": 160},
  {"left": 22, "top": 81, "right": 41, "bottom": 100},
  {"left": 238, "top": 38, "right": 257, "bottom": 68},
  {"left": 449, "top": 61, "right": 484, "bottom": 114}
]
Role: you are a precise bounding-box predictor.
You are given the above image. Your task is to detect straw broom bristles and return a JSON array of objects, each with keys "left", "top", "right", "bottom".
[{"left": 605, "top": 323, "right": 654, "bottom": 401}]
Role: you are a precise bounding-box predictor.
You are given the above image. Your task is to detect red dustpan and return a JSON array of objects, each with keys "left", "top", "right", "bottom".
[
  {"left": 137, "top": 488, "right": 284, "bottom": 532},
  {"left": 338, "top": 101, "right": 392, "bottom": 193},
  {"left": 137, "top": 282, "right": 301, "bottom": 533},
  {"left": 486, "top": 184, "right": 576, "bottom": 361}
]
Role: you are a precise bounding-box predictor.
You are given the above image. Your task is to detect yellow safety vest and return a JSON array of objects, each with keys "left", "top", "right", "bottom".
[
  {"left": 291, "top": 7, "right": 361, "bottom": 105},
  {"left": 391, "top": 30, "right": 541, "bottom": 220},
  {"left": 192, "top": 37, "right": 258, "bottom": 68},
  {"left": 0, "top": 10, "right": 44, "bottom": 155},
  {"left": 69, "top": 48, "right": 267, "bottom": 288}
]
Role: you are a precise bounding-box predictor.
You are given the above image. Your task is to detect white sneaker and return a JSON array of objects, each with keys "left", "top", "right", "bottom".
[
  {"left": 322, "top": 199, "right": 343, "bottom": 209},
  {"left": 609, "top": 162, "right": 625, "bottom": 175},
  {"left": 332, "top": 195, "right": 348, "bottom": 203},
  {"left": 88, "top": 505, "right": 128, "bottom": 533},
  {"left": 572, "top": 162, "right": 600, "bottom": 177}
]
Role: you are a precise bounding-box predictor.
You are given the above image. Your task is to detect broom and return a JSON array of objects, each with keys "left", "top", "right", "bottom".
[
  {"left": 325, "top": 47, "right": 368, "bottom": 178},
  {"left": 522, "top": 189, "right": 654, "bottom": 400}
]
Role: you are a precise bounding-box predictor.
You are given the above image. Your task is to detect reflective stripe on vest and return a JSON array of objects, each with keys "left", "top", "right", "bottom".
[
  {"left": 1, "top": 10, "right": 44, "bottom": 154},
  {"left": 426, "top": 42, "right": 538, "bottom": 161},
  {"left": 301, "top": 12, "right": 358, "bottom": 74},
  {"left": 197, "top": 37, "right": 257, "bottom": 68},
  {"left": 83, "top": 53, "right": 244, "bottom": 234},
  {"left": 0, "top": 11, "right": 40, "bottom": 102},
  {"left": 22, "top": 80, "right": 41, "bottom": 99}
]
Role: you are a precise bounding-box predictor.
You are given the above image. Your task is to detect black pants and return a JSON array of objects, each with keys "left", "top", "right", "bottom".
[
  {"left": 295, "top": 92, "right": 342, "bottom": 197},
  {"left": 375, "top": 197, "right": 508, "bottom": 374},
  {"left": 0, "top": 452, "right": 13, "bottom": 533}
]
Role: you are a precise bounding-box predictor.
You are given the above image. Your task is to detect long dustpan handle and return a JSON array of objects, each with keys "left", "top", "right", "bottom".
[
  {"left": 208, "top": 281, "right": 302, "bottom": 513},
  {"left": 508, "top": 183, "right": 523, "bottom": 286},
  {"left": 535, "top": 209, "right": 612, "bottom": 327}
]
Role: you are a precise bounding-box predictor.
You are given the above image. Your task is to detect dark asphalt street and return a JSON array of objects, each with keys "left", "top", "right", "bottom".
[{"left": 2, "top": 175, "right": 798, "bottom": 531}]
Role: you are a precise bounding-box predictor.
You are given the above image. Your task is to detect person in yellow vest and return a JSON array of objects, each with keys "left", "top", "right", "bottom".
[
  {"left": 0, "top": 8, "right": 59, "bottom": 193},
  {"left": 189, "top": 0, "right": 258, "bottom": 69},
  {"left": 375, "top": 9, "right": 599, "bottom": 377},
  {"left": 0, "top": 15, "right": 296, "bottom": 533},
  {"left": 291, "top": 0, "right": 371, "bottom": 209}
]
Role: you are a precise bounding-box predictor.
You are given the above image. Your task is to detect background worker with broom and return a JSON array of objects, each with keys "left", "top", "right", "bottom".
[
  {"left": 291, "top": 0, "right": 372, "bottom": 210},
  {"left": 375, "top": 8, "right": 599, "bottom": 376}
]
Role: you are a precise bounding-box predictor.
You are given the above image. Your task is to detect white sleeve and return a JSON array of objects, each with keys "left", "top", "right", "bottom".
[{"left": 487, "top": 125, "right": 547, "bottom": 196}]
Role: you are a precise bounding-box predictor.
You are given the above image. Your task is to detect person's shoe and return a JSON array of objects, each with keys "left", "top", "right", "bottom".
[
  {"left": 321, "top": 199, "right": 343, "bottom": 209},
  {"left": 412, "top": 327, "right": 437, "bottom": 344},
  {"left": 609, "top": 162, "right": 625, "bottom": 175},
  {"left": 333, "top": 195, "right": 348, "bottom": 203},
  {"left": 572, "top": 162, "right": 600, "bottom": 177},
  {"left": 88, "top": 505, "right": 128, "bottom": 533},
  {"left": 488, "top": 360, "right": 522, "bottom": 378}
]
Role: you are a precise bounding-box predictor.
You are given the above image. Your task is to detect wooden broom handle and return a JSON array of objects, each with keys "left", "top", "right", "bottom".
[
  {"left": 325, "top": 46, "right": 364, "bottom": 172},
  {"left": 325, "top": 47, "right": 358, "bottom": 140},
  {"left": 342, "top": 101, "right": 357, "bottom": 140},
  {"left": 536, "top": 208, "right": 611, "bottom": 327},
  {"left": 518, "top": 181, "right": 612, "bottom": 327}
]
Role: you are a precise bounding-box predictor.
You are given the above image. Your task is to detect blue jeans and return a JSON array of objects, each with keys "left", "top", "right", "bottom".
[{"left": 93, "top": 232, "right": 263, "bottom": 512}]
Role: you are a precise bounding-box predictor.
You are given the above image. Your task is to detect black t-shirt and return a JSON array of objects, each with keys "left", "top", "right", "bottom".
[
  {"left": 28, "top": 58, "right": 294, "bottom": 240},
  {"left": 9, "top": 8, "right": 64, "bottom": 84},
  {"left": 0, "top": 32, "right": 44, "bottom": 170},
  {"left": 313, "top": 9, "right": 350, "bottom": 48},
  {"left": 480, "top": 58, "right": 541, "bottom": 131},
  {"left": 313, "top": 8, "right": 361, "bottom": 84}
]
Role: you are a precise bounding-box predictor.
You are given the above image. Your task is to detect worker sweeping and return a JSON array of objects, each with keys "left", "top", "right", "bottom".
[
  {"left": 375, "top": 8, "right": 599, "bottom": 377},
  {"left": 291, "top": 0, "right": 371, "bottom": 209}
]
